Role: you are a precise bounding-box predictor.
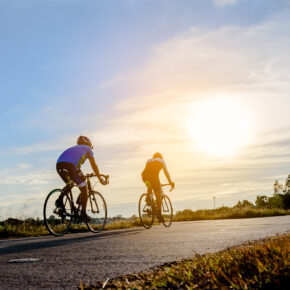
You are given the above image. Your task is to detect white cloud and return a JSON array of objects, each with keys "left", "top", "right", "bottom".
[
  {"left": 92, "top": 10, "right": 290, "bottom": 205},
  {"left": 16, "top": 163, "right": 31, "bottom": 169},
  {"left": 0, "top": 169, "right": 55, "bottom": 185},
  {"left": 212, "top": 0, "right": 240, "bottom": 7},
  {"left": 3, "top": 9, "right": 290, "bottom": 216},
  {"left": 12, "top": 135, "right": 75, "bottom": 155}
]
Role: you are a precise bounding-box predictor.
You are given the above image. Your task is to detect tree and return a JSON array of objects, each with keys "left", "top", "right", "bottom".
[
  {"left": 274, "top": 180, "right": 280, "bottom": 195},
  {"left": 242, "top": 200, "right": 254, "bottom": 208},
  {"left": 234, "top": 200, "right": 254, "bottom": 209},
  {"left": 267, "top": 195, "right": 283, "bottom": 209},
  {"left": 234, "top": 201, "right": 242, "bottom": 209},
  {"left": 255, "top": 195, "right": 268, "bottom": 208},
  {"left": 281, "top": 192, "right": 290, "bottom": 209},
  {"left": 285, "top": 174, "right": 290, "bottom": 188}
]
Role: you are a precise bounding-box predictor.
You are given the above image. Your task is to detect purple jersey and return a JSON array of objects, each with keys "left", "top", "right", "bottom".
[{"left": 57, "top": 145, "right": 94, "bottom": 168}]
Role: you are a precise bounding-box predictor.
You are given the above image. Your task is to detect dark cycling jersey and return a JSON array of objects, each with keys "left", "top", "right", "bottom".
[
  {"left": 142, "top": 158, "right": 171, "bottom": 192},
  {"left": 57, "top": 145, "right": 94, "bottom": 167}
]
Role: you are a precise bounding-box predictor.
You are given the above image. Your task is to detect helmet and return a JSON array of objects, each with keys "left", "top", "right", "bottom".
[
  {"left": 153, "top": 152, "right": 163, "bottom": 159},
  {"left": 77, "top": 136, "right": 93, "bottom": 148}
]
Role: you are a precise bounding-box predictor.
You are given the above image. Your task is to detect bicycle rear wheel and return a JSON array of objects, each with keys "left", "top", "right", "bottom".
[
  {"left": 86, "top": 191, "right": 107, "bottom": 233},
  {"left": 138, "top": 193, "right": 154, "bottom": 229},
  {"left": 161, "top": 194, "right": 173, "bottom": 227},
  {"left": 43, "top": 189, "right": 73, "bottom": 236}
]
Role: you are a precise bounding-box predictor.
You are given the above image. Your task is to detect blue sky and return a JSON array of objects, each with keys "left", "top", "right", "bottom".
[{"left": 1, "top": 0, "right": 290, "bottom": 218}]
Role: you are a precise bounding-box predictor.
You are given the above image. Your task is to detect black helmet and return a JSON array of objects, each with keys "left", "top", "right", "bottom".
[
  {"left": 153, "top": 152, "right": 163, "bottom": 159},
  {"left": 77, "top": 136, "right": 93, "bottom": 148}
]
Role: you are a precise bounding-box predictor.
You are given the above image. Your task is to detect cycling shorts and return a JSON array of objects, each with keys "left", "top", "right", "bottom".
[
  {"left": 142, "top": 174, "right": 161, "bottom": 193},
  {"left": 56, "top": 162, "right": 86, "bottom": 188}
]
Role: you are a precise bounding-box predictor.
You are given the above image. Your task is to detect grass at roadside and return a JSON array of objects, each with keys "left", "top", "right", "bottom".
[
  {"left": 83, "top": 234, "right": 290, "bottom": 289},
  {"left": 0, "top": 208, "right": 289, "bottom": 239},
  {"left": 174, "top": 207, "right": 289, "bottom": 222},
  {"left": 0, "top": 217, "right": 142, "bottom": 239}
]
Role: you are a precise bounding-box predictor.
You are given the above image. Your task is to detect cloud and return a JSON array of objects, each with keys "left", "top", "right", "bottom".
[
  {"left": 212, "top": 0, "right": 240, "bottom": 7},
  {"left": 92, "top": 10, "right": 290, "bottom": 204},
  {"left": 92, "top": 10, "right": 290, "bottom": 201},
  {"left": 103, "top": 11, "right": 290, "bottom": 132},
  {"left": 12, "top": 135, "right": 75, "bottom": 155},
  {"left": 16, "top": 163, "right": 32, "bottom": 169},
  {"left": 0, "top": 168, "right": 55, "bottom": 185},
  {"left": 3, "top": 8, "right": 290, "bottom": 216}
]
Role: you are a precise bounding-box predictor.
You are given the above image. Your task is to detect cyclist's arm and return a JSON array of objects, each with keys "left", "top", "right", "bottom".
[
  {"left": 89, "top": 157, "right": 101, "bottom": 180},
  {"left": 161, "top": 160, "right": 173, "bottom": 184}
]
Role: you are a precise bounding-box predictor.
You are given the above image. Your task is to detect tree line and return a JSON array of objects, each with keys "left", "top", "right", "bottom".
[{"left": 235, "top": 174, "right": 290, "bottom": 210}]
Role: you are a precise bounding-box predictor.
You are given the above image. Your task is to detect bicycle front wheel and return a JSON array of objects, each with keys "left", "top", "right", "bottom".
[
  {"left": 161, "top": 194, "right": 173, "bottom": 227},
  {"left": 138, "top": 193, "right": 154, "bottom": 229},
  {"left": 43, "top": 189, "right": 73, "bottom": 236},
  {"left": 86, "top": 191, "right": 107, "bottom": 233}
]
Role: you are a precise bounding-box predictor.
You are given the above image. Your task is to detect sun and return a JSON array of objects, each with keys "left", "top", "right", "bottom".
[{"left": 190, "top": 100, "right": 251, "bottom": 156}]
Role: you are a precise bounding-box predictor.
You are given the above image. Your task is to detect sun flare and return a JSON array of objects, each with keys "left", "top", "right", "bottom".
[{"left": 190, "top": 100, "right": 251, "bottom": 156}]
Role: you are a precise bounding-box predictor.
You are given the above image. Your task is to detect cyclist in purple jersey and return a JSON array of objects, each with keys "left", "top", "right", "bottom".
[
  {"left": 56, "top": 136, "right": 107, "bottom": 221},
  {"left": 142, "top": 152, "right": 175, "bottom": 222}
]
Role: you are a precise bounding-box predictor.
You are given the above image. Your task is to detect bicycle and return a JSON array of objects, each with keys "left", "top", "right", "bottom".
[
  {"left": 138, "top": 184, "right": 174, "bottom": 229},
  {"left": 43, "top": 173, "right": 109, "bottom": 236}
]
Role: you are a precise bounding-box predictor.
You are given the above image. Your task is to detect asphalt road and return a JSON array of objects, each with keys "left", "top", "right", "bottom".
[{"left": 0, "top": 215, "right": 289, "bottom": 289}]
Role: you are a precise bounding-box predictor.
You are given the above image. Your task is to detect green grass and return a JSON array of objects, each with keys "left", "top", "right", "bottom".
[
  {"left": 0, "top": 217, "right": 142, "bottom": 239},
  {"left": 0, "top": 218, "right": 48, "bottom": 239},
  {"left": 0, "top": 208, "right": 289, "bottom": 239},
  {"left": 84, "top": 234, "right": 290, "bottom": 289},
  {"left": 174, "top": 207, "right": 289, "bottom": 222}
]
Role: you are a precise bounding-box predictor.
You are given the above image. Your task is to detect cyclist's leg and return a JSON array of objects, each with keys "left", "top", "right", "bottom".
[
  {"left": 79, "top": 186, "right": 88, "bottom": 212},
  {"left": 152, "top": 178, "right": 163, "bottom": 221},
  {"left": 142, "top": 175, "right": 152, "bottom": 203},
  {"left": 56, "top": 162, "right": 74, "bottom": 208},
  {"left": 72, "top": 167, "right": 90, "bottom": 220}
]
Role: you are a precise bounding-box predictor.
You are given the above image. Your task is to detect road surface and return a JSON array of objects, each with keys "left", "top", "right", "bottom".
[{"left": 0, "top": 216, "right": 289, "bottom": 289}]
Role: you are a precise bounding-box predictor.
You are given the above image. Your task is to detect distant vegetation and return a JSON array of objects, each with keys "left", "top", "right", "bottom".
[
  {"left": 175, "top": 174, "right": 290, "bottom": 222},
  {"left": 86, "top": 234, "right": 290, "bottom": 289},
  {"left": 174, "top": 207, "right": 289, "bottom": 222},
  {"left": 0, "top": 217, "right": 142, "bottom": 239},
  {"left": 1, "top": 176, "right": 290, "bottom": 239}
]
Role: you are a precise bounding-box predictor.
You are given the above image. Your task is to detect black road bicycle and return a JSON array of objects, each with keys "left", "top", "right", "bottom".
[
  {"left": 138, "top": 184, "right": 174, "bottom": 229},
  {"left": 43, "top": 173, "right": 109, "bottom": 236}
]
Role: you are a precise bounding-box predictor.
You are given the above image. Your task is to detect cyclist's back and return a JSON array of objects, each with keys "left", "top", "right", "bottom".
[
  {"left": 141, "top": 152, "right": 174, "bottom": 194},
  {"left": 57, "top": 144, "right": 93, "bottom": 168},
  {"left": 142, "top": 157, "right": 166, "bottom": 181},
  {"left": 141, "top": 152, "right": 174, "bottom": 222},
  {"left": 55, "top": 136, "right": 107, "bottom": 222}
]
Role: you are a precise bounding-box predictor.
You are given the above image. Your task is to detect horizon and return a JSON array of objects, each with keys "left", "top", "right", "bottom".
[{"left": 1, "top": 0, "right": 290, "bottom": 219}]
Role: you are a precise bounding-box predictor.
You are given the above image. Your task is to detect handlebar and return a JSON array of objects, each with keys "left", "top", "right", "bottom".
[
  {"left": 85, "top": 173, "right": 109, "bottom": 184},
  {"left": 161, "top": 183, "right": 175, "bottom": 192}
]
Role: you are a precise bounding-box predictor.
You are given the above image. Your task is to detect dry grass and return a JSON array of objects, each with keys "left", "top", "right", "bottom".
[
  {"left": 0, "top": 217, "right": 142, "bottom": 239},
  {"left": 0, "top": 208, "right": 289, "bottom": 239},
  {"left": 174, "top": 207, "right": 289, "bottom": 222},
  {"left": 84, "top": 234, "right": 290, "bottom": 289}
]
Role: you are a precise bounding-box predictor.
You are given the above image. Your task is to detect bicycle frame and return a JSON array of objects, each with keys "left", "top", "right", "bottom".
[
  {"left": 62, "top": 175, "right": 103, "bottom": 220},
  {"left": 139, "top": 183, "right": 173, "bottom": 228},
  {"left": 161, "top": 193, "right": 171, "bottom": 213},
  {"left": 44, "top": 173, "right": 109, "bottom": 236},
  {"left": 146, "top": 193, "right": 168, "bottom": 214},
  {"left": 87, "top": 177, "right": 101, "bottom": 214}
]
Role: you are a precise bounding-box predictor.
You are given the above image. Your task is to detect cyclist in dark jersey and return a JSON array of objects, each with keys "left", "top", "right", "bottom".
[
  {"left": 142, "top": 152, "right": 175, "bottom": 222},
  {"left": 56, "top": 136, "right": 107, "bottom": 221}
]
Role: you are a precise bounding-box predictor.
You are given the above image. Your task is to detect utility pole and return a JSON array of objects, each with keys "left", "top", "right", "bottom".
[{"left": 213, "top": 196, "right": 216, "bottom": 209}]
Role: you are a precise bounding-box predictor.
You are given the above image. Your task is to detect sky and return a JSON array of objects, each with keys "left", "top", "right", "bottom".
[{"left": 1, "top": 0, "right": 290, "bottom": 218}]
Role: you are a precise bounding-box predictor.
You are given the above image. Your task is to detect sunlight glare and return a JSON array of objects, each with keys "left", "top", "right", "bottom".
[{"left": 190, "top": 100, "right": 251, "bottom": 156}]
